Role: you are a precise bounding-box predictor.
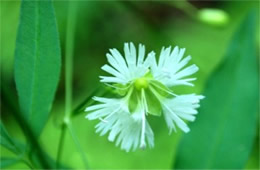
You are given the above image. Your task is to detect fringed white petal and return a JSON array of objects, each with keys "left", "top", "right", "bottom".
[
  {"left": 86, "top": 43, "right": 204, "bottom": 152},
  {"left": 85, "top": 96, "right": 154, "bottom": 152},
  {"left": 101, "top": 64, "right": 126, "bottom": 80},
  {"left": 99, "top": 76, "right": 126, "bottom": 84},
  {"left": 101, "top": 42, "right": 149, "bottom": 85},
  {"left": 163, "top": 103, "right": 190, "bottom": 133},
  {"left": 162, "top": 94, "right": 204, "bottom": 133},
  {"left": 137, "top": 44, "right": 145, "bottom": 66},
  {"left": 109, "top": 48, "right": 129, "bottom": 76},
  {"left": 150, "top": 46, "right": 199, "bottom": 87},
  {"left": 144, "top": 51, "right": 156, "bottom": 71}
]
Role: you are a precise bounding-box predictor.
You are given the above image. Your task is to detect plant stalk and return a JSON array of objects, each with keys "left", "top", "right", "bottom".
[{"left": 56, "top": 1, "right": 89, "bottom": 168}]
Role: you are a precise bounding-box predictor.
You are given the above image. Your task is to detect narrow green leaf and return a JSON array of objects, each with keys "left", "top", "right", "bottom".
[
  {"left": 0, "top": 157, "right": 20, "bottom": 168},
  {"left": 14, "top": 0, "right": 61, "bottom": 136},
  {"left": 174, "top": 11, "right": 258, "bottom": 169},
  {"left": 1, "top": 82, "right": 51, "bottom": 168}
]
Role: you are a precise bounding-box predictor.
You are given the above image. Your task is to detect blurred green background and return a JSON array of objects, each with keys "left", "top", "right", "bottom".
[{"left": 0, "top": 0, "right": 259, "bottom": 169}]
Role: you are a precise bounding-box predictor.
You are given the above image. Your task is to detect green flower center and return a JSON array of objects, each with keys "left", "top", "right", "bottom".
[{"left": 134, "top": 77, "right": 149, "bottom": 90}]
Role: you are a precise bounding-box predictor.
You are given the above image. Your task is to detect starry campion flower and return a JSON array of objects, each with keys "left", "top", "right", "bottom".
[{"left": 85, "top": 42, "right": 204, "bottom": 152}]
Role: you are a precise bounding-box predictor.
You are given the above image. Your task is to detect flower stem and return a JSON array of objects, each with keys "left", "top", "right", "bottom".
[
  {"left": 64, "top": 0, "right": 78, "bottom": 122},
  {"left": 56, "top": 1, "right": 89, "bottom": 168},
  {"left": 67, "top": 122, "right": 89, "bottom": 168},
  {"left": 56, "top": 123, "right": 67, "bottom": 168}
]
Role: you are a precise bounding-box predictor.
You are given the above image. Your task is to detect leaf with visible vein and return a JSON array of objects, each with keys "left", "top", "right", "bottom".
[
  {"left": 174, "top": 10, "right": 259, "bottom": 169},
  {"left": 14, "top": 0, "right": 61, "bottom": 136}
]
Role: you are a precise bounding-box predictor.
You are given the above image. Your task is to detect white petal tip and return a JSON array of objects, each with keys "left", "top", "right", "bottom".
[
  {"left": 140, "top": 144, "right": 146, "bottom": 150},
  {"left": 183, "top": 128, "right": 190, "bottom": 133},
  {"left": 190, "top": 117, "right": 196, "bottom": 122},
  {"left": 148, "top": 51, "right": 155, "bottom": 56},
  {"left": 200, "top": 95, "right": 206, "bottom": 99},
  {"left": 186, "top": 55, "right": 192, "bottom": 59},
  {"left": 180, "top": 47, "right": 186, "bottom": 51},
  {"left": 108, "top": 137, "right": 114, "bottom": 142}
]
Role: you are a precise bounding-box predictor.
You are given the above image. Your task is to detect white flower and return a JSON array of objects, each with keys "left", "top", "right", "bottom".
[{"left": 85, "top": 42, "right": 204, "bottom": 152}]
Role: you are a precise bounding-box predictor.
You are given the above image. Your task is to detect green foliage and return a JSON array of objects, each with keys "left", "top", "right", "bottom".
[
  {"left": 174, "top": 11, "right": 258, "bottom": 169},
  {"left": 1, "top": 0, "right": 259, "bottom": 169},
  {"left": 14, "top": 0, "right": 61, "bottom": 136}
]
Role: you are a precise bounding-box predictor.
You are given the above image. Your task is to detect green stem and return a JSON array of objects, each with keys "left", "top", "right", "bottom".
[
  {"left": 67, "top": 122, "right": 89, "bottom": 168},
  {"left": 56, "top": 1, "right": 89, "bottom": 168},
  {"left": 64, "top": 0, "right": 77, "bottom": 121},
  {"left": 56, "top": 123, "right": 67, "bottom": 168}
]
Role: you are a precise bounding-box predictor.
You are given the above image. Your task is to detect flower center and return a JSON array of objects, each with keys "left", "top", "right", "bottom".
[{"left": 134, "top": 77, "right": 149, "bottom": 90}]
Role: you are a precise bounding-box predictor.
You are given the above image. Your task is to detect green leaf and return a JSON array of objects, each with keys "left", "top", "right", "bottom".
[
  {"left": 0, "top": 121, "right": 23, "bottom": 154},
  {"left": 174, "top": 11, "right": 258, "bottom": 169},
  {"left": 0, "top": 157, "right": 20, "bottom": 168},
  {"left": 14, "top": 0, "right": 61, "bottom": 136}
]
